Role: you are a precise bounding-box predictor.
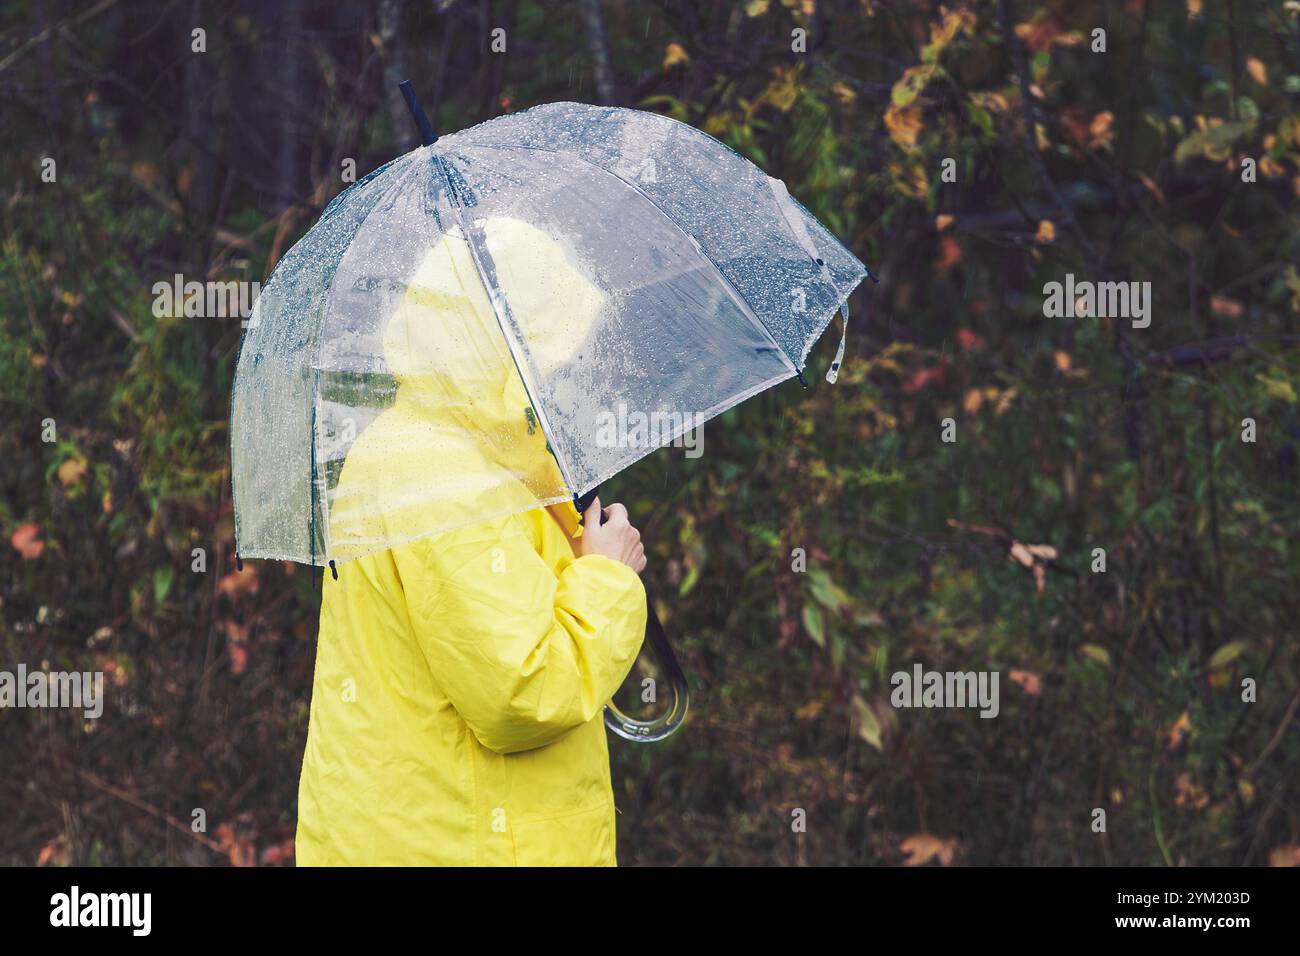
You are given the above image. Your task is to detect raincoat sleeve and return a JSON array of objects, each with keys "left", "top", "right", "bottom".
[{"left": 396, "top": 518, "right": 647, "bottom": 755}]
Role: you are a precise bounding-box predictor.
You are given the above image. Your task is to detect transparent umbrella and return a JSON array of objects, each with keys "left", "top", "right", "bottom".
[{"left": 231, "top": 85, "right": 874, "bottom": 742}]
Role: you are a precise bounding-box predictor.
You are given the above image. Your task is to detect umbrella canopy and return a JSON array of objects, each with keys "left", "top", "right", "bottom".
[{"left": 231, "top": 101, "right": 869, "bottom": 568}]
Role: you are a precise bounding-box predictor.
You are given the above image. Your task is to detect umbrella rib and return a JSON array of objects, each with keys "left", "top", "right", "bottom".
[
  {"left": 458, "top": 142, "right": 803, "bottom": 378},
  {"left": 431, "top": 153, "right": 583, "bottom": 497}
]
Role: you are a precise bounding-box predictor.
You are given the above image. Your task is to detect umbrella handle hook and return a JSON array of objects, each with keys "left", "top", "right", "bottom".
[
  {"left": 604, "top": 595, "right": 690, "bottom": 743},
  {"left": 575, "top": 487, "right": 690, "bottom": 744}
]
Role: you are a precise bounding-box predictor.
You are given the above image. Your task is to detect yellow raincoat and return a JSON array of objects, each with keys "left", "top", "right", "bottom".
[{"left": 295, "top": 219, "right": 647, "bottom": 866}]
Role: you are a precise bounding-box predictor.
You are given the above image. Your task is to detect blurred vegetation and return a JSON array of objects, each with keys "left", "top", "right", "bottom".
[{"left": 2, "top": 0, "right": 1299, "bottom": 866}]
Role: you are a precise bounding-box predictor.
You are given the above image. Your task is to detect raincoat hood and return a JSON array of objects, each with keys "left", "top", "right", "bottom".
[{"left": 328, "top": 217, "right": 603, "bottom": 556}]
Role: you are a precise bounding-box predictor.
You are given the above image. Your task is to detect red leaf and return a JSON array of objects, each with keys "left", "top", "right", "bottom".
[
  {"left": 229, "top": 642, "right": 249, "bottom": 676},
  {"left": 217, "top": 567, "right": 259, "bottom": 601},
  {"left": 10, "top": 523, "right": 44, "bottom": 560}
]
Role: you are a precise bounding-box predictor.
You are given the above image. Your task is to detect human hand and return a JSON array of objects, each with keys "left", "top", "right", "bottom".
[{"left": 571, "top": 497, "right": 646, "bottom": 573}]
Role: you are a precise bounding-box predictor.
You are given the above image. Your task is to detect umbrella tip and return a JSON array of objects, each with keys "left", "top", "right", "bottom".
[{"left": 398, "top": 79, "right": 438, "bottom": 147}]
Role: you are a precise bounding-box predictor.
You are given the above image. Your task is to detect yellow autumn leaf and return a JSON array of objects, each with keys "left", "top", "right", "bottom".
[
  {"left": 1035, "top": 219, "right": 1056, "bottom": 244},
  {"left": 889, "top": 161, "right": 928, "bottom": 199},
  {"left": 662, "top": 42, "right": 689, "bottom": 70},
  {"left": 891, "top": 63, "right": 940, "bottom": 108},
  {"left": 1079, "top": 644, "right": 1111, "bottom": 668},
  {"left": 921, "top": 8, "right": 975, "bottom": 63},
  {"left": 970, "top": 91, "right": 1009, "bottom": 114},
  {"left": 1208, "top": 641, "right": 1250, "bottom": 670},
  {"left": 58, "top": 458, "right": 88, "bottom": 487},
  {"left": 1258, "top": 375, "right": 1297, "bottom": 404},
  {"left": 900, "top": 833, "right": 958, "bottom": 866},
  {"left": 884, "top": 103, "right": 923, "bottom": 147},
  {"left": 935, "top": 214, "right": 954, "bottom": 232},
  {"left": 764, "top": 67, "right": 800, "bottom": 112},
  {"left": 1167, "top": 710, "right": 1192, "bottom": 749},
  {"left": 853, "top": 695, "right": 883, "bottom": 751},
  {"left": 795, "top": 698, "right": 825, "bottom": 720}
]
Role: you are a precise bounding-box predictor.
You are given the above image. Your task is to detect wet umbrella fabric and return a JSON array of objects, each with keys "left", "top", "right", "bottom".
[{"left": 231, "top": 101, "right": 868, "bottom": 569}]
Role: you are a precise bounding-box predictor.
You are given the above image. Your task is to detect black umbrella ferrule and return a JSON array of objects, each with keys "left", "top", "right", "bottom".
[{"left": 399, "top": 80, "right": 438, "bottom": 146}]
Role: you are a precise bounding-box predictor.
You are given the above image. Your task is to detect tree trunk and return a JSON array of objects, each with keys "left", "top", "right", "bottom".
[{"left": 577, "top": 0, "right": 619, "bottom": 105}]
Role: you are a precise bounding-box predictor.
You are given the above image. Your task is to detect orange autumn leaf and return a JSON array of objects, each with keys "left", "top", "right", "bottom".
[
  {"left": 1210, "top": 295, "right": 1244, "bottom": 318},
  {"left": 1246, "top": 57, "right": 1267, "bottom": 86},
  {"left": 884, "top": 103, "right": 923, "bottom": 146},
  {"left": 935, "top": 213, "right": 955, "bottom": 232},
  {"left": 662, "top": 42, "right": 689, "bottom": 70},
  {"left": 217, "top": 567, "right": 259, "bottom": 601},
  {"left": 937, "top": 235, "right": 962, "bottom": 270},
  {"left": 58, "top": 458, "right": 87, "bottom": 487},
  {"left": 900, "top": 833, "right": 958, "bottom": 866},
  {"left": 1268, "top": 845, "right": 1300, "bottom": 867},
  {"left": 1089, "top": 110, "right": 1115, "bottom": 150},
  {"left": 1167, "top": 710, "right": 1192, "bottom": 750},
  {"left": 903, "top": 363, "right": 949, "bottom": 394},
  {"left": 1035, "top": 219, "right": 1056, "bottom": 244},
  {"left": 1174, "top": 773, "right": 1211, "bottom": 809},
  {"left": 1137, "top": 171, "right": 1165, "bottom": 203},
  {"left": 963, "top": 388, "right": 984, "bottom": 415},
  {"left": 1009, "top": 669, "right": 1042, "bottom": 695},
  {"left": 11, "top": 523, "right": 44, "bottom": 560},
  {"left": 1014, "top": 16, "right": 1082, "bottom": 53},
  {"left": 229, "top": 642, "right": 249, "bottom": 676},
  {"left": 37, "top": 839, "right": 62, "bottom": 866}
]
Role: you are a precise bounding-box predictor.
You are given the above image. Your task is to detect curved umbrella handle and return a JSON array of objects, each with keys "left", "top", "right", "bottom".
[
  {"left": 604, "top": 594, "right": 690, "bottom": 743},
  {"left": 574, "top": 487, "right": 689, "bottom": 743}
]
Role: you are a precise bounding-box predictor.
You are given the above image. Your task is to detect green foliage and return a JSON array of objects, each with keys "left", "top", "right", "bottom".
[{"left": 1, "top": 0, "right": 1297, "bottom": 868}]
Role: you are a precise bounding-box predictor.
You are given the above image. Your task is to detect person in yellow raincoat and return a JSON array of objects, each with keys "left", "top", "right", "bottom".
[{"left": 295, "top": 218, "right": 648, "bottom": 866}]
